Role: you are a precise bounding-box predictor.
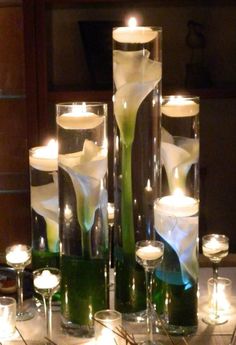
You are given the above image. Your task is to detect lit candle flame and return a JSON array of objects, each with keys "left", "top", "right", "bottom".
[{"left": 128, "top": 17, "right": 137, "bottom": 28}]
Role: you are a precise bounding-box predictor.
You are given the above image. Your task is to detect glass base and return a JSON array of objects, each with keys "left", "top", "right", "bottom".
[
  {"left": 140, "top": 340, "right": 163, "bottom": 345},
  {"left": 61, "top": 316, "right": 94, "bottom": 338},
  {"left": 202, "top": 315, "right": 228, "bottom": 325},
  {"left": 16, "top": 310, "right": 34, "bottom": 321},
  {"left": 156, "top": 319, "right": 197, "bottom": 336}
]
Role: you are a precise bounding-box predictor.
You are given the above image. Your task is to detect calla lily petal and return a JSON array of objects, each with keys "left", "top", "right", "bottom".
[{"left": 59, "top": 140, "right": 107, "bottom": 232}]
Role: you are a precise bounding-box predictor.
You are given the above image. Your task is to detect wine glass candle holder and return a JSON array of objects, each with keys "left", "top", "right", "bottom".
[
  {"left": 136, "top": 240, "right": 164, "bottom": 345},
  {"left": 33, "top": 268, "right": 61, "bottom": 340},
  {"left": 202, "top": 234, "right": 229, "bottom": 325},
  {"left": 6, "top": 244, "right": 33, "bottom": 321}
]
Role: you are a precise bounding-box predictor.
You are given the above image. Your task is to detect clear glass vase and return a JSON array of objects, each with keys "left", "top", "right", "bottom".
[
  {"left": 154, "top": 95, "right": 200, "bottom": 335},
  {"left": 112, "top": 26, "right": 162, "bottom": 320},
  {"left": 56, "top": 102, "right": 109, "bottom": 337},
  {"left": 29, "top": 140, "right": 60, "bottom": 272}
]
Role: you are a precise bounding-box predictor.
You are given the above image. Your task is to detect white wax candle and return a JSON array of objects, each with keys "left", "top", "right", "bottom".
[
  {"left": 34, "top": 270, "right": 60, "bottom": 290},
  {"left": 162, "top": 96, "right": 199, "bottom": 117},
  {"left": 30, "top": 139, "right": 58, "bottom": 171},
  {"left": 57, "top": 103, "right": 103, "bottom": 130},
  {"left": 6, "top": 249, "right": 30, "bottom": 265},
  {"left": 113, "top": 24, "right": 157, "bottom": 44},
  {"left": 155, "top": 194, "right": 198, "bottom": 217},
  {"left": 203, "top": 237, "right": 228, "bottom": 255},
  {"left": 136, "top": 245, "right": 162, "bottom": 261}
]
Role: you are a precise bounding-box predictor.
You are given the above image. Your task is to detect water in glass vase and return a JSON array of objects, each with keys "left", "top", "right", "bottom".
[
  {"left": 113, "top": 26, "right": 162, "bottom": 321},
  {"left": 57, "top": 102, "right": 108, "bottom": 337}
]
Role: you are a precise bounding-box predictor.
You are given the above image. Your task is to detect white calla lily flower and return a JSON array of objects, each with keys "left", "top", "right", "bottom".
[{"left": 59, "top": 140, "right": 107, "bottom": 232}]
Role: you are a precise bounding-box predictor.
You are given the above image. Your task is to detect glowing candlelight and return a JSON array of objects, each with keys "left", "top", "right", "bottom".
[
  {"left": 161, "top": 95, "right": 199, "bottom": 117},
  {"left": 136, "top": 244, "right": 163, "bottom": 261},
  {"left": 29, "top": 139, "right": 58, "bottom": 171},
  {"left": 34, "top": 269, "right": 60, "bottom": 290},
  {"left": 202, "top": 236, "right": 229, "bottom": 257},
  {"left": 107, "top": 203, "right": 115, "bottom": 222},
  {"left": 6, "top": 245, "right": 31, "bottom": 266},
  {"left": 113, "top": 17, "right": 157, "bottom": 44},
  {"left": 57, "top": 102, "right": 103, "bottom": 130},
  {"left": 154, "top": 188, "right": 198, "bottom": 218}
]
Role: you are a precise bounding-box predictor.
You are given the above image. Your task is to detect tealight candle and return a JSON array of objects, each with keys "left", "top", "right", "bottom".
[
  {"left": 136, "top": 244, "right": 163, "bottom": 261},
  {"left": 57, "top": 102, "right": 103, "bottom": 130},
  {"left": 6, "top": 245, "right": 31, "bottom": 266},
  {"left": 34, "top": 269, "right": 60, "bottom": 290},
  {"left": 29, "top": 139, "right": 58, "bottom": 171},
  {"left": 154, "top": 193, "right": 198, "bottom": 218},
  {"left": 113, "top": 17, "right": 157, "bottom": 44},
  {"left": 94, "top": 310, "right": 122, "bottom": 345},
  {"left": 208, "top": 277, "right": 232, "bottom": 315},
  {"left": 202, "top": 236, "right": 229, "bottom": 256},
  {"left": 161, "top": 95, "right": 199, "bottom": 117}
]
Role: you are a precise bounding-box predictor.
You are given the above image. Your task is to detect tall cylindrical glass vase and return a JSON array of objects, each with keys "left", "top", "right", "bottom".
[
  {"left": 57, "top": 102, "right": 109, "bottom": 337},
  {"left": 113, "top": 25, "right": 162, "bottom": 320},
  {"left": 29, "top": 140, "right": 59, "bottom": 271},
  {"left": 154, "top": 95, "right": 200, "bottom": 334}
]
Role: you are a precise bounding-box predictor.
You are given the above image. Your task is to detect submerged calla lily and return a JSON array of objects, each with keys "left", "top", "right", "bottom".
[
  {"left": 31, "top": 173, "right": 59, "bottom": 252},
  {"left": 59, "top": 140, "right": 107, "bottom": 257},
  {"left": 113, "top": 49, "right": 161, "bottom": 254},
  {"left": 161, "top": 128, "right": 199, "bottom": 193}
]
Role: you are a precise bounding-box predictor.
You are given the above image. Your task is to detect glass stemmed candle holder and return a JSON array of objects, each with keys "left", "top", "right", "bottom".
[
  {"left": 6, "top": 244, "right": 33, "bottom": 321},
  {"left": 33, "top": 268, "right": 61, "bottom": 341},
  {"left": 136, "top": 240, "right": 164, "bottom": 345},
  {"left": 202, "top": 234, "right": 229, "bottom": 325}
]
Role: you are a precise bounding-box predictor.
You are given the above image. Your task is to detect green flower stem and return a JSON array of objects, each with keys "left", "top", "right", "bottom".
[
  {"left": 82, "top": 227, "right": 91, "bottom": 259},
  {"left": 121, "top": 142, "right": 135, "bottom": 255}
]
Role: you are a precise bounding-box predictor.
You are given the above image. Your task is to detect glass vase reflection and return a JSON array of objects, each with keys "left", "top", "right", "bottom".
[
  {"left": 112, "top": 25, "right": 162, "bottom": 320},
  {"left": 29, "top": 140, "right": 60, "bottom": 273},
  {"left": 57, "top": 102, "right": 109, "bottom": 337},
  {"left": 154, "top": 95, "right": 200, "bottom": 335}
]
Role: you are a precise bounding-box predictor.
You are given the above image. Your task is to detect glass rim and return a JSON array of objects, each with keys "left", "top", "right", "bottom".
[
  {"left": 94, "top": 309, "right": 122, "bottom": 322},
  {"left": 162, "top": 95, "right": 200, "bottom": 102},
  {"left": 113, "top": 26, "right": 162, "bottom": 32},
  {"left": 5, "top": 244, "right": 32, "bottom": 254},
  {"left": 208, "top": 276, "right": 232, "bottom": 286},
  {"left": 0, "top": 296, "right": 16, "bottom": 306},
  {"left": 202, "top": 234, "right": 229, "bottom": 242},
  {"left": 56, "top": 101, "right": 108, "bottom": 107}
]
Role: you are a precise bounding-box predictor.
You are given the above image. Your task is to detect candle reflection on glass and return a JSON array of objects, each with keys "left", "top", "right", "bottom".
[
  {"left": 208, "top": 277, "right": 232, "bottom": 317},
  {"left": 0, "top": 297, "right": 16, "bottom": 338}
]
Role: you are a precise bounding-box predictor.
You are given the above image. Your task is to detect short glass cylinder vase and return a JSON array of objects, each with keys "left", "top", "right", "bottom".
[
  {"left": 112, "top": 25, "right": 162, "bottom": 320},
  {"left": 56, "top": 102, "right": 109, "bottom": 337},
  {"left": 29, "top": 140, "right": 60, "bottom": 271},
  {"left": 154, "top": 95, "right": 200, "bottom": 335}
]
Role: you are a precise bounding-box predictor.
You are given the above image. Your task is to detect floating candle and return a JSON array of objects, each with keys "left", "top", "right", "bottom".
[
  {"left": 57, "top": 102, "right": 104, "bottom": 130},
  {"left": 136, "top": 244, "right": 163, "bottom": 261},
  {"left": 113, "top": 17, "right": 157, "bottom": 44},
  {"left": 202, "top": 236, "right": 229, "bottom": 256},
  {"left": 34, "top": 269, "right": 60, "bottom": 290},
  {"left": 162, "top": 96, "right": 199, "bottom": 117},
  {"left": 6, "top": 245, "right": 31, "bottom": 266},
  {"left": 29, "top": 139, "right": 58, "bottom": 172},
  {"left": 154, "top": 194, "right": 198, "bottom": 218}
]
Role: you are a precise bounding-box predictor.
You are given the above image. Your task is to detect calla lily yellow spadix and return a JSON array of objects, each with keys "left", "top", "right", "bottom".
[
  {"left": 113, "top": 47, "right": 161, "bottom": 254},
  {"left": 59, "top": 140, "right": 107, "bottom": 257}
]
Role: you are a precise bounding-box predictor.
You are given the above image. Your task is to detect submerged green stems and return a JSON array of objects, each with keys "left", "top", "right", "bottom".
[{"left": 121, "top": 142, "right": 135, "bottom": 255}]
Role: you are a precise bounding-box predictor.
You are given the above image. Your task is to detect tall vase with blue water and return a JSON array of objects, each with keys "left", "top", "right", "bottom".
[
  {"left": 57, "top": 102, "right": 109, "bottom": 337},
  {"left": 154, "top": 95, "right": 200, "bottom": 335},
  {"left": 113, "top": 22, "right": 162, "bottom": 321}
]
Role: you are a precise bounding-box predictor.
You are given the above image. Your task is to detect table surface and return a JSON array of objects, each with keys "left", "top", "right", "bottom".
[{"left": 1, "top": 267, "right": 236, "bottom": 345}]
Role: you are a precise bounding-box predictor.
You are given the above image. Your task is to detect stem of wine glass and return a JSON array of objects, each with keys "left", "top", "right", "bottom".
[
  {"left": 145, "top": 268, "right": 154, "bottom": 343},
  {"left": 43, "top": 295, "right": 52, "bottom": 339},
  {"left": 16, "top": 269, "right": 24, "bottom": 315},
  {"left": 212, "top": 262, "right": 219, "bottom": 320}
]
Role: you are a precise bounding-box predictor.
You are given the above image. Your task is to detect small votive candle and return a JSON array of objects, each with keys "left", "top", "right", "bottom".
[
  {"left": 0, "top": 297, "right": 16, "bottom": 338},
  {"left": 208, "top": 277, "right": 232, "bottom": 315},
  {"left": 94, "top": 309, "right": 122, "bottom": 345}
]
